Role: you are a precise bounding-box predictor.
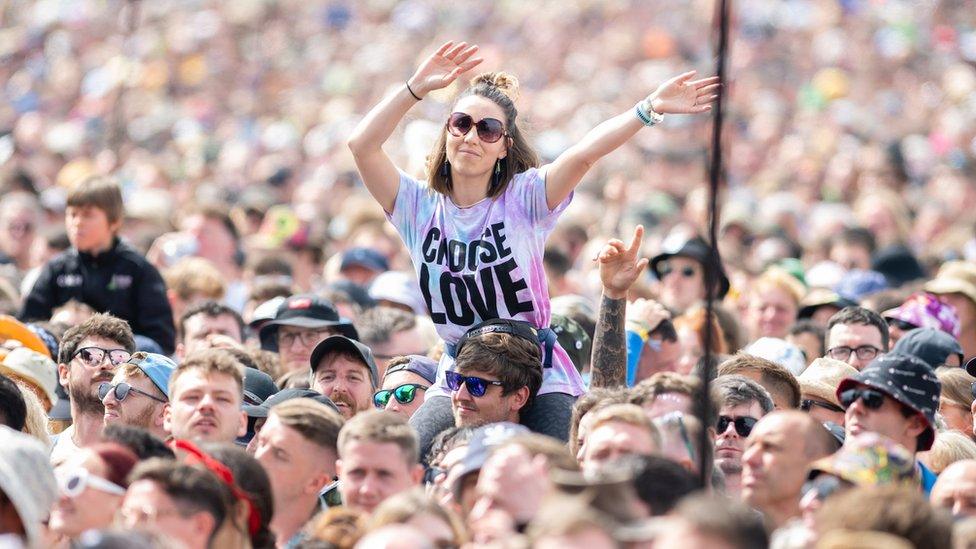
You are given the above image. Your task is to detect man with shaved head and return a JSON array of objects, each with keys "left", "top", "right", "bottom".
[
  {"left": 740, "top": 411, "right": 836, "bottom": 530},
  {"left": 931, "top": 460, "right": 976, "bottom": 519}
]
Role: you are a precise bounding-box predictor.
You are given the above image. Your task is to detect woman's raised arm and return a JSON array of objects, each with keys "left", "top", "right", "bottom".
[
  {"left": 543, "top": 71, "right": 719, "bottom": 210},
  {"left": 347, "top": 41, "right": 483, "bottom": 212}
]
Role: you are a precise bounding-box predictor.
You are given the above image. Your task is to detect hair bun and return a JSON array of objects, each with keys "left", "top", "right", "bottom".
[{"left": 471, "top": 72, "right": 520, "bottom": 102}]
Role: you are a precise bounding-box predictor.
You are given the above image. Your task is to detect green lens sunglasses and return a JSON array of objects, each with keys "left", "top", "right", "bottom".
[{"left": 373, "top": 383, "right": 429, "bottom": 408}]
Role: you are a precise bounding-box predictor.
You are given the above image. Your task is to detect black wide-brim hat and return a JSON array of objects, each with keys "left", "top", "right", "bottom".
[
  {"left": 836, "top": 353, "right": 941, "bottom": 451},
  {"left": 650, "top": 236, "right": 730, "bottom": 299},
  {"left": 259, "top": 294, "right": 358, "bottom": 352}
]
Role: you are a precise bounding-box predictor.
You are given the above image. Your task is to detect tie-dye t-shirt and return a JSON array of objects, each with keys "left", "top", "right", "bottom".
[{"left": 387, "top": 167, "right": 586, "bottom": 398}]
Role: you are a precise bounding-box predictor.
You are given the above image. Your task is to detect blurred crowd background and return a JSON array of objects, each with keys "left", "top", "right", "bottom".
[{"left": 0, "top": 0, "right": 974, "bottom": 316}]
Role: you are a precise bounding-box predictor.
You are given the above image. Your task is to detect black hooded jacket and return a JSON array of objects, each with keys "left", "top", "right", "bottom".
[{"left": 18, "top": 238, "right": 175, "bottom": 354}]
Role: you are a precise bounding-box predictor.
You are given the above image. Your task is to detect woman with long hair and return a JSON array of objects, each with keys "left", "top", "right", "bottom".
[{"left": 348, "top": 41, "right": 718, "bottom": 446}]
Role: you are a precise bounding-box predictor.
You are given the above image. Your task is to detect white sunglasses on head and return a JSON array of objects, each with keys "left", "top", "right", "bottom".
[{"left": 57, "top": 467, "right": 125, "bottom": 498}]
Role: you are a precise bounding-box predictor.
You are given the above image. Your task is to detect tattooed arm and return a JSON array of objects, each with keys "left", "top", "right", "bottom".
[
  {"left": 591, "top": 293, "right": 628, "bottom": 388},
  {"left": 589, "top": 226, "right": 649, "bottom": 389}
]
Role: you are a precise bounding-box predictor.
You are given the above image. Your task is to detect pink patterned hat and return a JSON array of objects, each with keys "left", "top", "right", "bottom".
[{"left": 882, "top": 292, "right": 960, "bottom": 338}]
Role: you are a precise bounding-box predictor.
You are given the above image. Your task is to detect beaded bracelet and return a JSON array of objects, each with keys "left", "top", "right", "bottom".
[{"left": 635, "top": 99, "right": 664, "bottom": 127}]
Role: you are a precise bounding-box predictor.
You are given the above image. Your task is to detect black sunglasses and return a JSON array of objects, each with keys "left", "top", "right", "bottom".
[
  {"left": 445, "top": 371, "right": 504, "bottom": 397},
  {"left": 716, "top": 415, "right": 758, "bottom": 437},
  {"left": 659, "top": 262, "right": 697, "bottom": 278},
  {"left": 373, "top": 383, "right": 429, "bottom": 408},
  {"left": 839, "top": 388, "right": 886, "bottom": 410},
  {"left": 447, "top": 112, "right": 508, "bottom": 144},
  {"left": 886, "top": 318, "right": 918, "bottom": 332},
  {"left": 800, "top": 399, "right": 845, "bottom": 414},
  {"left": 98, "top": 382, "right": 166, "bottom": 403}
]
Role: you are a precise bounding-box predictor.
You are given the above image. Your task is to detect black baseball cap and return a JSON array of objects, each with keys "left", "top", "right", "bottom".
[
  {"left": 892, "top": 328, "right": 964, "bottom": 370},
  {"left": 244, "top": 388, "right": 339, "bottom": 418},
  {"left": 243, "top": 367, "right": 278, "bottom": 406},
  {"left": 310, "top": 336, "right": 379, "bottom": 387},
  {"left": 259, "top": 294, "right": 358, "bottom": 352}
]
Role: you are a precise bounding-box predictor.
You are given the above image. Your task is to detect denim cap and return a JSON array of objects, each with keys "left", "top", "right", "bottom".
[
  {"left": 383, "top": 355, "right": 437, "bottom": 385},
  {"left": 834, "top": 269, "right": 888, "bottom": 302},
  {"left": 340, "top": 247, "right": 389, "bottom": 273},
  {"left": 126, "top": 352, "right": 177, "bottom": 399}
]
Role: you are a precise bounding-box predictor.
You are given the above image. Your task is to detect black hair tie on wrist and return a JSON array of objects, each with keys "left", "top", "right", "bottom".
[{"left": 406, "top": 82, "right": 422, "bottom": 101}]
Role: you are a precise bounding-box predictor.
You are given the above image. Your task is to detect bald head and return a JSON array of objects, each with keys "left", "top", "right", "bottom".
[
  {"left": 932, "top": 460, "right": 976, "bottom": 519},
  {"left": 741, "top": 411, "right": 835, "bottom": 529}
]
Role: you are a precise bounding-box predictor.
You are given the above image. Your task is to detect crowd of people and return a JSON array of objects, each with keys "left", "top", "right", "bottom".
[{"left": 1, "top": 0, "right": 976, "bottom": 548}]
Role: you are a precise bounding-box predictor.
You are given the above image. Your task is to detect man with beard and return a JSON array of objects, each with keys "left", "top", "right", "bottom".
[
  {"left": 51, "top": 313, "right": 136, "bottom": 466},
  {"left": 448, "top": 320, "right": 544, "bottom": 429},
  {"left": 309, "top": 336, "right": 379, "bottom": 419},
  {"left": 711, "top": 375, "right": 774, "bottom": 498},
  {"left": 164, "top": 349, "right": 247, "bottom": 443},
  {"left": 101, "top": 352, "right": 176, "bottom": 439}
]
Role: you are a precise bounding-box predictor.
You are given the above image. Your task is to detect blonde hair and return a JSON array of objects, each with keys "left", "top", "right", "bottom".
[
  {"left": 368, "top": 488, "right": 467, "bottom": 545},
  {"left": 752, "top": 266, "right": 806, "bottom": 306},
  {"left": 936, "top": 367, "right": 974, "bottom": 410},
  {"left": 164, "top": 257, "right": 226, "bottom": 302},
  {"left": 588, "top": 403, "right": 662, "bottom": 450},
  {"left": 338, "top": 410, "right": 418, "bottom": 466},
  {"left": 426, "top": 72, "right": 539, "bottom": 199},
  {"left": 170, "top": 349, "right": 244, "bottom": 400},
  {"left": 15, "top": 381, "right": 50, "bottom": 450},
  {"left": 919, "top": 431, "right": 976, "bottom": 474}
]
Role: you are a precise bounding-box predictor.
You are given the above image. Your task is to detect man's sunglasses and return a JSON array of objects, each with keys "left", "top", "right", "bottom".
[
  {"left": 373, "top": 383, "right": 429, "bottom": 408},
  {"left": 800, "top": 399, "right": 845, "bottom": 414},
  {"left": 447, "top": 112, "right": 508, "bottom": 144},
  {"left": 716, "top": 415, "right": 758, "bottom": 438},
  {"left": 445, "top": 371, "right": 504, "bottom": 397},
  {"left": 839, "top": 388, "right": 887, "bottom": 410},
  {"left": 72, "top": 347, "right": 132, "bottom": 368},
  {"left": 99, "top": 382, "right": 166, "bottom": 404},
  {"left": 658, "top": 262, "right": 697, "bottom": 278},
  {"left": 886, "top": 318, "right": 918, "bottom": 332}
]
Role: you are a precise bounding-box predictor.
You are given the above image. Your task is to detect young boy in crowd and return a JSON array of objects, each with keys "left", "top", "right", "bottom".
[{"left": 18, "top": 176, "right": 175, "bottom": 354}]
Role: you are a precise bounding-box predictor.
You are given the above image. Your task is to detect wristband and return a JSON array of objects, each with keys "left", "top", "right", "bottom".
[
  {"left": 406, "top": 81, "right": 422, "bottom": 101},
  {"left": 635, "top": 99, "right": 664, "bottom": 127}
]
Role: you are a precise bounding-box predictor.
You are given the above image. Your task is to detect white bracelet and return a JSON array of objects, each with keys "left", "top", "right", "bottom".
[{"left": 635, "top": 99, "right": 664, "bottom": 126}]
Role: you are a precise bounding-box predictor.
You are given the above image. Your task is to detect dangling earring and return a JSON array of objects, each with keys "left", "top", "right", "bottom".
[
  {"left": 441, "top": 160, "right": 450, "bottom": 178},
  {"left": 491, "top": 158, "right": 504, "bottom": 188}
]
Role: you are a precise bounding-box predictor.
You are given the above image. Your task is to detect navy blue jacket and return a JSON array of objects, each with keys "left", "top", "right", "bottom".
[{"left": 18, "top": 238, "right": 175, "bottom": 355}]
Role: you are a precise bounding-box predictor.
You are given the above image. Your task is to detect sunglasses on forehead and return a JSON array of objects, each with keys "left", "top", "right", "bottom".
[{"left": 447, "top": 112, "right": 508, "bottom": 143}]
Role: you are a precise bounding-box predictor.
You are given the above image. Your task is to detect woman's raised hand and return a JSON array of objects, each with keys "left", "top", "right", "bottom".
[
  {"left": 647, "top": 71, "right": 721, "bottom": 114},
  {"left": 408, "top": 41, "right": 484, "bottom": 97}
]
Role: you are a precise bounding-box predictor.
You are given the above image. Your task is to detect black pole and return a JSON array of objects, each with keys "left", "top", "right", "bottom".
[{"left": 698, "top": 0, "right": 731, "bottom": 488}]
